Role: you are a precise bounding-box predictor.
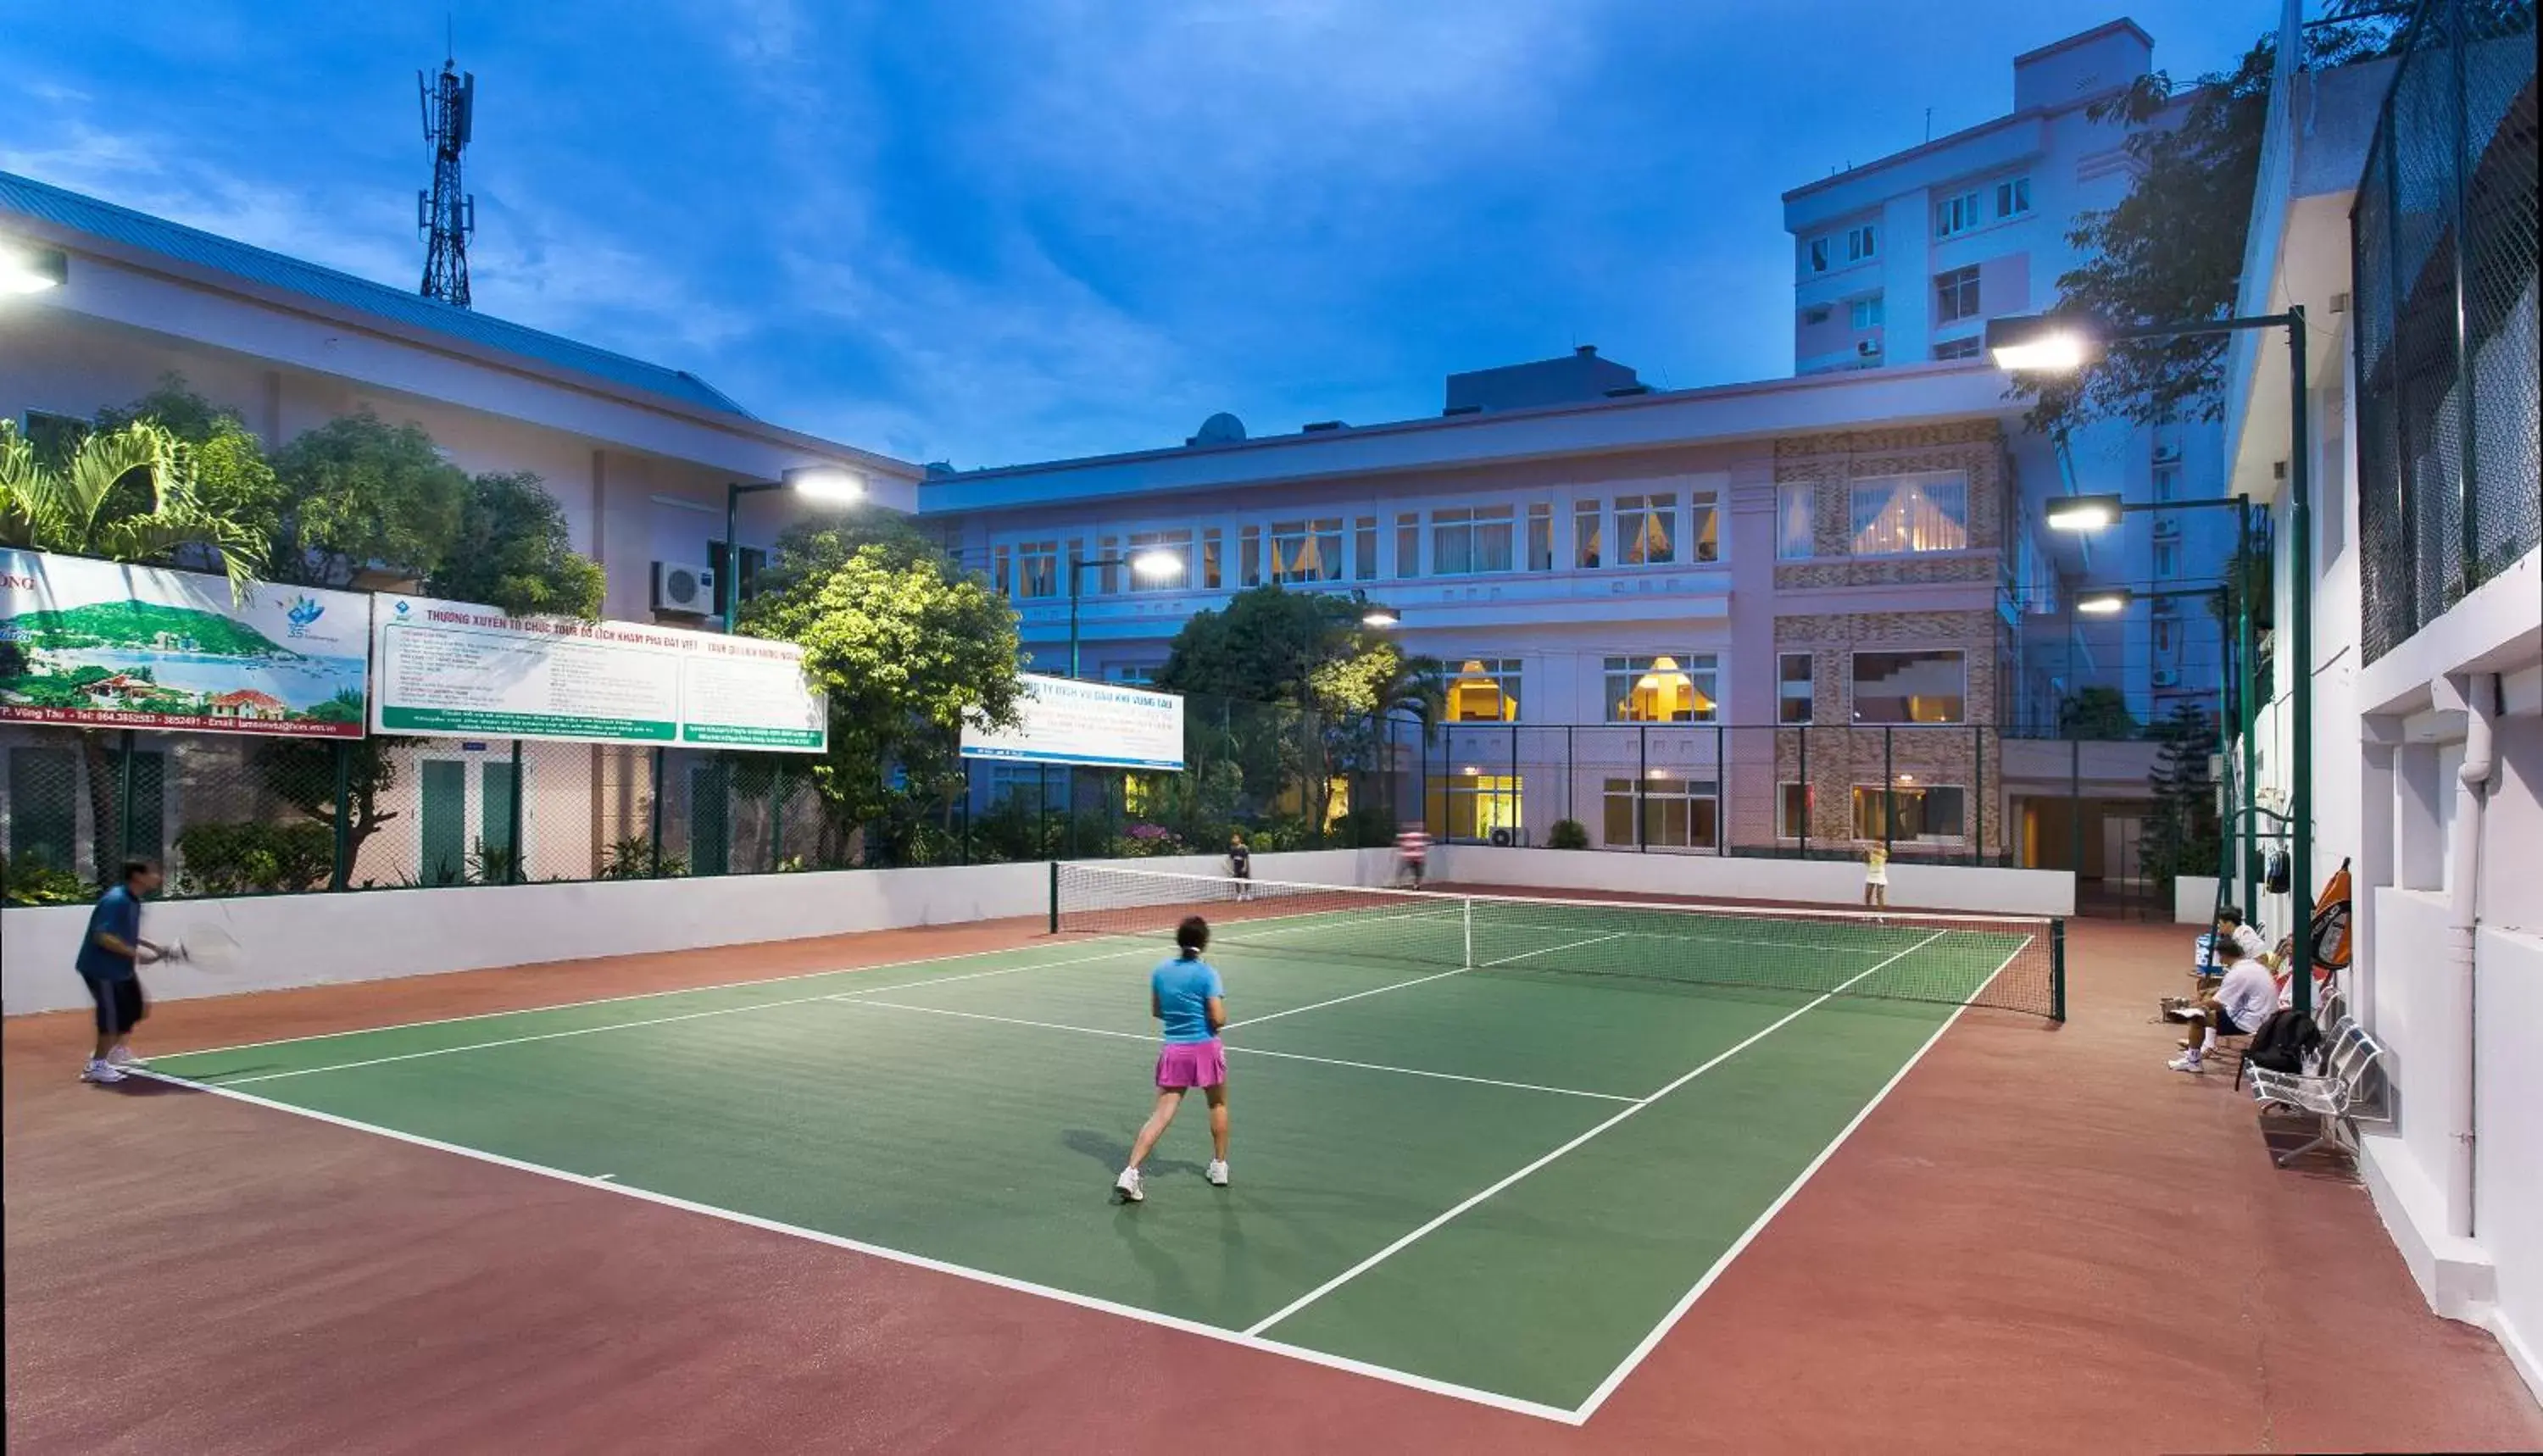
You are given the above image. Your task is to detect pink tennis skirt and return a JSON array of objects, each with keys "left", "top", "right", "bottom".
[{"left": 1155, "top": 1038, "right": 1228, "bottom": 1090}]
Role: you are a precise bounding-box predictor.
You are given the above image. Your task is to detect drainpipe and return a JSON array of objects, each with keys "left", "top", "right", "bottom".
[{"left": 2444, "top": 673, "right": 2498, "bottom": 1239}]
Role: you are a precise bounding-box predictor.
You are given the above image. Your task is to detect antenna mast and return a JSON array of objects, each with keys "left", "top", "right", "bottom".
[{"left": 417, "top": 47, "right": 476, "bottom": 308}]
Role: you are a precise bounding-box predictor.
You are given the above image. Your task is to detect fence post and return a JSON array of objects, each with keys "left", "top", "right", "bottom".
[
  {"left": 1717, "top": 722, "right": 1727, "bottom": 856},
  {"left": 2069, "top": 735, "right": 2083, "bottom": 881},
  {"left": 1564, "top": 724, "right": 1574, "bottom": 826},
  {"left": 960, "top": 759, "right": 972, "bottom": 865},
  {"left": 2050, "top": 917, "right": 2067, "bottom": 1023},
  {"left": 331, "top": 739, "right": 352, "bottom": 890},
  {"left": 768, "top": 760, "right": 785, "bottom": 872},
  {"left": 1508, "top": 721, "right": 1519, "bottom": 845},
  {"left": 1882, "top": 725, "right": 1895, "bottom": 856},
  {"left": 648, "top": 746, "right": 665, "bottom": 878},
  {"left": 1636, "top": 722, "right": 1648, "bottom": 853},
  {"left": 1798, "top": 725, "right": 1810, "bottom": 859},
  {"left": 1973, "top": 725, "right": 1986, "bottom": 867},
  {"left": 508, "top": 738, "right": 526, "bottom": 883}
]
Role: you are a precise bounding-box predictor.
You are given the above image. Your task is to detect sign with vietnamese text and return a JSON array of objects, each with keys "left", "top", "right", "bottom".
[{"left": 960, "top": 673, "right": 1183, "bottom": 770}]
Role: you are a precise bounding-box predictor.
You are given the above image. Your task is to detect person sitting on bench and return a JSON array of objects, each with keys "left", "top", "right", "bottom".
[{"left": 2171, "top": 938, "right": 2276, "bottom": 1076}]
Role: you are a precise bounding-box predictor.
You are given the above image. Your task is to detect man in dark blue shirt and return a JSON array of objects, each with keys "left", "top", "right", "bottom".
[{"left": 77, "top": 859, "right": 164, "bottom": 1084}]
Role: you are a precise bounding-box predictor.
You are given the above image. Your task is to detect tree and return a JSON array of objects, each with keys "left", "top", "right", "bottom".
[
  {"left": 2058, "top": 685, "right": 2140, "bottom": 740},
  {"left": 2140, "top": 703, "right": 2223, "bottom": 897},
  {"left": 268, "top": 410, "right": 468, "bottom": 589},
  {"left": 737, "top": 519, "right": 1022, "bottom": 864},
  {"left": 94, "top": 375, "right": 283, "bottom": 564},
  {"left": 426, "top": 471, "right": 606, "bottom": 620},
  {"left": 2010, "top": 17, "right": 2400, "bottom": 437}
]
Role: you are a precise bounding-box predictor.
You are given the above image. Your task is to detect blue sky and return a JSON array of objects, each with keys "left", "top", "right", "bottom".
[{"left": 3, "top": 1, "right": 2272, "bottom": 468}]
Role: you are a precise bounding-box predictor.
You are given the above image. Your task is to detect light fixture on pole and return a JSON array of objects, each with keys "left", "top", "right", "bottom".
[
  {"left": 1066, "top": 548, "right": 1189, "bottom": 678},
  {"left": 2074, "top": 587, "right": 2133, "bottom": 615},
  {"left": 782, "top": 464, "right": 866, "bottom": 503},
  {"left": 724, "top": 464, "right": 866, "bottom": 630},
  {"left": 0, "top": 236, "right": 69, "bottom": 295},
  {"left": 2043, "top": 493, "right": 2124, "bottom": 533},
  {"left": 1361, "top": 606, "right": 1401, "bottom": 629},
  {"left": 1982, "top": 313, "right": 2096, "bottom": 372}
]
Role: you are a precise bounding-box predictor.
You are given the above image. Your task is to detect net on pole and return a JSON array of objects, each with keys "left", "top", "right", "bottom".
[{"left": 1054, "top": 864, "right": 2063, "bottom": 1020}]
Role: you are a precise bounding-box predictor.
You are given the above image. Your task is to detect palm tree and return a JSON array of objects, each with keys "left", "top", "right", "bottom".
[{"left": 2, "top": 418, "right": 269, "bottom": 880}]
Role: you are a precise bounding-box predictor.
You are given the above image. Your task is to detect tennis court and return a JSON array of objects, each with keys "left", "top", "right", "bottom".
[{"left": 138, "top": 868, "right": 2058, "bottom": 1424}]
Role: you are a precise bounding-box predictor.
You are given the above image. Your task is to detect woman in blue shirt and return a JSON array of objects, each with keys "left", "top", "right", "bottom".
[{"left": 1115, "top": 916, "right": 1229, "bottom": 1203}]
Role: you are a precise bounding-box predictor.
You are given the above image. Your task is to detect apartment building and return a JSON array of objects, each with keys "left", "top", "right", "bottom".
[{"left": 1783, "top": 19, "right": 2236, "bottom": 731}]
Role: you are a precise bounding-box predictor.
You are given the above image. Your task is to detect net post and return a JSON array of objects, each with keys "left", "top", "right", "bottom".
[
  {"left": 2050, "top": 917, "right": 2067, "bottom": 1023},
  {"left": 1462, "top": 894, "right": 1474, "bottom": 968},
  {"left": 1048, "top": 859, "right": 1060, "bottom": 935}
]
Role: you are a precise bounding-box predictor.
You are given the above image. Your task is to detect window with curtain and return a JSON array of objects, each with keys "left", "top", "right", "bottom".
[
  {"left": 1852, "top": 784, "right": 1967, "bottom": 842},
  {"left": 1016, "top": 541, "right": 1059, "bottom": 598},
  {"left": 1604, "top": 775, "right": 1719, "bottom": 849},
  {"left": 1239, "top": 525, "right": 1261, "bottom": 586},
  {"left": 1354, "top": 516, "right": 1377, "bottom": 580},
  {"left": 1604, "top": 654, "right": 1718, "bottom": 723},
  {"left": 1444, "top": 658, "right": 1522, "bottom": 722},
  {"left": 1527, "top": 503, "right": 1553, "bottom": 570},
  {"left": 1688, "top": 489, "right": 1720, "bottom": 562},
  {"left": 1269, "top": 518, "right": 1344, "bottom": 583},
  {"left": 1849, "top": 475, "right": 1969, "bottom": 555},
  {"left": 1395, "top": 512, "right": 1420, "bottom": 577},
  {"left": 1850, "top": 650, "right": 1967, "bottom": 723},
  {"left": 1778, "top": 484, "right": 1816, "bottom": 559},
  {"left": 1779, "top": 652, "right": 1815, "bottom": 724},
  {"left": 1574, "top": 500, "right": 1603, "bottom": 568},
  {"left": 1432, "top": 505, "right": 1515, "bottom": 575},
  {"left": 1199, "top": 528, "right": 1222, "bottom": 589},
  {"left": 1616, "top": 493, "right": 1677, "bottom": 566},
  {"left": 1127, "top": 528, "right": 1193, "bottom": 592}
]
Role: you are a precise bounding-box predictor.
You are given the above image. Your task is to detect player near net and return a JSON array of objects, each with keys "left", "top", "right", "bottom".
[
  {"left": 1227, "top": 831, "right": 1252, "bottom": 902},
  {"left": 1394, "top": 822, "right": 1430, "bottom": 888},
  {"left": 75, "top": 859, "right": 166, "bottom": 1084},
  {"left": 1115, "top": 915, "right": 1230, "bottom": 1203}
]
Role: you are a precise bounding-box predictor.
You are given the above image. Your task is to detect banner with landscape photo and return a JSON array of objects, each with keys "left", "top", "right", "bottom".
[{"left": 0, "top": 547, "right": 370, "bottom": 738}]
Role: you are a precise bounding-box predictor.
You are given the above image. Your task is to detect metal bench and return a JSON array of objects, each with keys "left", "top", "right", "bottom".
[{"left": 2246, "top": 1018, "right": 2387, "bottom": 1167}]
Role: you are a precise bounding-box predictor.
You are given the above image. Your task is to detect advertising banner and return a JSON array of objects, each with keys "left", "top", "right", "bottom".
[
  {"left": 370, "top": 595, "right": 826, "bottom": 750},
  {"left": 0, "top": 547, "right": 369, "bottom": 738},
  {"left": 960, "top": 673, "right": 1184, "bottom": 770}
]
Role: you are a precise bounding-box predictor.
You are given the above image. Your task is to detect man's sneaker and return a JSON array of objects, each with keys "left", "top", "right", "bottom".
[
  {"left": 2168, "top": 1054, "right": 2205, "bottom": 1075},
  {"left": 1205, "top": 1159, "right": 1230, "bottom": 1187},
  {"left": 1114, "top": 1168, "right": 1144, "bottom": 1203},
  {"left": 105, "top": 1046, "right": 142, "bottom": 1067},
  {"left": 81, "top": 1059, "right": 126, "bottom": 1084}
]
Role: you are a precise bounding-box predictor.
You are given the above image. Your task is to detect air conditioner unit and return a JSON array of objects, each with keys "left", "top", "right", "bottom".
[
  {"left": 2151, "top": 596, "right": 2181, "bottom": 616},
  {"left": 2153, "top": 443, "right": 2182, "bottom": 464},
  {"left": 1803, "top": 304, "right": 1833, "bottom": 325},
  {"left": 1857, "top": 339, "right": 1882, "bottom": 357},
  {"left": 2152, "top": 668, "right": 2182, "bottom": 687},
  {"left": 652, "top": 561, "right": 715, "bottom": 614},
  {"left": 2153, "top": 519, "right": 2183, "bottom": 540}
]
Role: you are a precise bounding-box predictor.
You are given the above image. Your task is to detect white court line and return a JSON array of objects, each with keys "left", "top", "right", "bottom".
[
  {"left": 825, "top": 998, "right": 1639, "bottom": 1104},
  {"left": 1566, "top": 932, "right": 2033, "bottom": 1420},
  {"left": 1225, "top": 931, "right": 1630, "bottom": 1032},
  {"left": 1240, "top": 929, "right": 1953, "bottom": 1339},
  {"left": 207, "top": 946, "right": 1159, "bottom": 1087},
  {"left": 126, "top": 1068, "right": 1585, "bottom": 1425}
]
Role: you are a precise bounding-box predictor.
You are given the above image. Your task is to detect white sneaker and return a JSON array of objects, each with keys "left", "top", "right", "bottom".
[
  {"left": 2168, "top": 1054, "right": 2205, "bottom": 1075},
  {"left": 106, "top": 1046, "right": 142, "bottom": 1067},
  {"left": 1205, "top": 1159, "right": 1230, "bottom": 1187},
  {"left": 1114, "top": 1168, "right": 1144, "bottom": 1203},
  {"left": 81, "top": 1059, "right": 126, "bottom": 1084}
]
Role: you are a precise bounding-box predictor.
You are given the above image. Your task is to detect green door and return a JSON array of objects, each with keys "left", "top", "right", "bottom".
[
  {"left": 690, "top": 761, "right": 730, "bottom": 876},
  {"left": 480, "top": 759, "right": 520, "bottom": 882},
  {"left": 420, "top": 759, "right": 467, "bottom": 885}
]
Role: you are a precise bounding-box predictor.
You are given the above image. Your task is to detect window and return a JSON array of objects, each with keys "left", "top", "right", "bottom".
[
  {"left": 1934, "top": 265, "right": 1981, "bottom": 323},
  {"left": 1615, "top": 493, "right": 1677, "bottom": 566},
  {"left": 990, "top": 544, "right": 1011, "bottom": 597},
  {"left": 1778, "top": 483, "right": 1816, "bottom": 559},
  {"left": 1604, "top": 775, "right": 1720, "bottom": 850},
  {"left": 1354, "top": 516, "right": 1377, "bottom": 581},
  {"left": 1396, "top": 512, "right": 1421, "bottom": 577},
  {"left": 1851, "top": 650, "right": 1967, "bottom": 724},
  {"left": 1427, "top": 771, "right": 1522, "bottom": 842},
  {"left": 1995, "top": 176, "right": 2030, "bottom": 218},
  {"left": 1239, "top": 525, "right": 1262, "bottom": 586},
  {"left": 1852, "top": 784, "right": 1967, "bottom": 843},
  {"left": 1105, "top": 663, "right": 1158, "bottom": 686},
  {"left": 1269, "top": 518, "right": 1343, "bottom": 583},
  {"left": 1200, "top": 528, "right": 1222, "bottom": 589},
  {"left": 2154, "top": 619, "right": 2176, "bottom": 654},
  {"left": 1808, "top": 236, "right": 1829, "bottom": 273},
  {"left": 709, "top": 541, "right": 766, "bottom": 617},
  {"left": 1688, "top": 490, "right": 1720, "bottom": 562},
  {"left": 1850, "top": 475, "right": 1970, "bottom": 555},
  {"left": 1932, "top": 337, "right": 1984, "bottom": 361},
  {"left": 1445, "top": 658, "right": 1522, "bottom": 722},
  {"left": 1127, "top": 528, "right": 1193, "bottom": 592},
  {"left": 2154, "top": 541, "right": 2179, "bottom": 577},
  {"left": 1778, "top": 782, "right": 1811, "bottom": 840},
  {"left": 1779, "top": 653, "right": 1815, "bottom": 725},
  {"left": 1935, "top": 190, "right": 1982, "bottom": 237},
  {"left": 1605, "top": 654, "right": 1718, "bottom": 723},
  {"left": 1849, "top": 295, "right": 1884, "bottom": 331},
  {"left": 1432, "top": 505, "right": 1515, "bottom": 575},
  {"left": 1096, "top": 535, "right": 1121, "bottom": 593},
  {"left": 1575, "top": 499, "right": 1603, "bottom": 568},
  {"left": 2153, "top": 463, "right": 2180, "bottom": 502},
  {"left": 1527, "top": 503, "right": 1554, "bottom": 571},
  {"left": 1846, "top": 224, "right": 1877, "bottom": 262},
  {"left": 1016, "top": 541, "right": 1059, "bottom": 598}
]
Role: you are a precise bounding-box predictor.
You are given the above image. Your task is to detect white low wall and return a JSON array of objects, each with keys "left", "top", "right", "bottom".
[
  {"left": 1429, "top": 844, "right": 2074, "bottom": 917},
  {"left": 2174, "top": 875, "right": 2223, "bottom": 925},
  {"left": 0, "top": 847, "right": 1391, "bottom": 1016}
]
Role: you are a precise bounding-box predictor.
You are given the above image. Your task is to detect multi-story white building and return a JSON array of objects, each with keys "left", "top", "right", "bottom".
[{"left": 1783, "top": 19, "right": 2238, "bottom": 732}]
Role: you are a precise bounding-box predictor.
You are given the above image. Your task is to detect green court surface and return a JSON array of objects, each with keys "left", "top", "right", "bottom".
[{"left": 146, "top": 904, "right": 2034, "bottom": 1423}]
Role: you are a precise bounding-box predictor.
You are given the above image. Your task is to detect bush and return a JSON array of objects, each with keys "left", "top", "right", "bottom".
[
  {"left": 174, "top": 821, "right": 334, "bottom": 896},
  {"left": 1546, "top": 819, "right": 1591, "bottom": 850},
  {"left": 2, "top": 851, "right": 93, "bottom": 906},
  {"left": 598, "top": 836, "right": 687, "bottom": 879}
]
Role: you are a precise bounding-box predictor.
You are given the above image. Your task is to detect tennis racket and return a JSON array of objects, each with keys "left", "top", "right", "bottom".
[{"left": 162, "top": 923, "right": 244, "bottom": 975}]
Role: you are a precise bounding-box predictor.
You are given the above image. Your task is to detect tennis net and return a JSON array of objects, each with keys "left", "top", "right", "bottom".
[{"left": 1052, "top": 864, "right": 2065, "bottom": 1021}]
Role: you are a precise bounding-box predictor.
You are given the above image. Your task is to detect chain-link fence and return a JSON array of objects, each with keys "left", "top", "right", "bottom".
[{"left": 2352, "top": 0, "right": 2540, "bottom": 664}]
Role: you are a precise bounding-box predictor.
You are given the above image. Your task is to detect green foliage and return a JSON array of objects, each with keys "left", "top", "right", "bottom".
[
  {"left": 2012, "top": 19, "right": 2400, "bottom": 437},
  {"left": 426, "top": 470, "right": 606, "bottom": 619},
  {"left": 2058, "top": 686, "right": 2141, "bottom": 740},
  {"left": 464, "top": 838, "right": 518, "bottom": 886},
  {"left": 269, "top": 410, "right": 468, "bottom": 590},
  {"left": 1547, "top": 818, "right": 1592, "bottom": 850},
  {"left": 598, "top": 836, "right": 687, "bottom": 879},
  {"left": 172, "top": 820, "right": 335, "bottom": 896},
  {"left": 1, "top": 851, "right": 93, "bottom": 906},
  {"left": 0, "top": 417, "right": 268, "bottom": 596},
  {"left": 95, "top": 375, "right": 283, "bottom": 566},
  {"left": 737, "top": 519, "right": 1022, "bottom": 853},
  {"left": 2140, "top": 703, "right": 2224, "bottom": 897}
]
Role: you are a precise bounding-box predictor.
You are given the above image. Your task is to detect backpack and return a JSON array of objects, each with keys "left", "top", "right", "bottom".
[{"left": 2245, "top": 1009, "right": 2321, "bottom": 1075}]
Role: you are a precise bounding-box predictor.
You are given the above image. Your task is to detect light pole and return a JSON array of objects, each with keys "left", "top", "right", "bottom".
[
  {"left": 721, "top": 465, "right": 865, "bottom": 630},
  {"left": 1066, "top": 548, "right": 1186, "bottom": 678},
  {"left": 1994, "top": 308, "right": 2313, "bottom": 1012}
]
